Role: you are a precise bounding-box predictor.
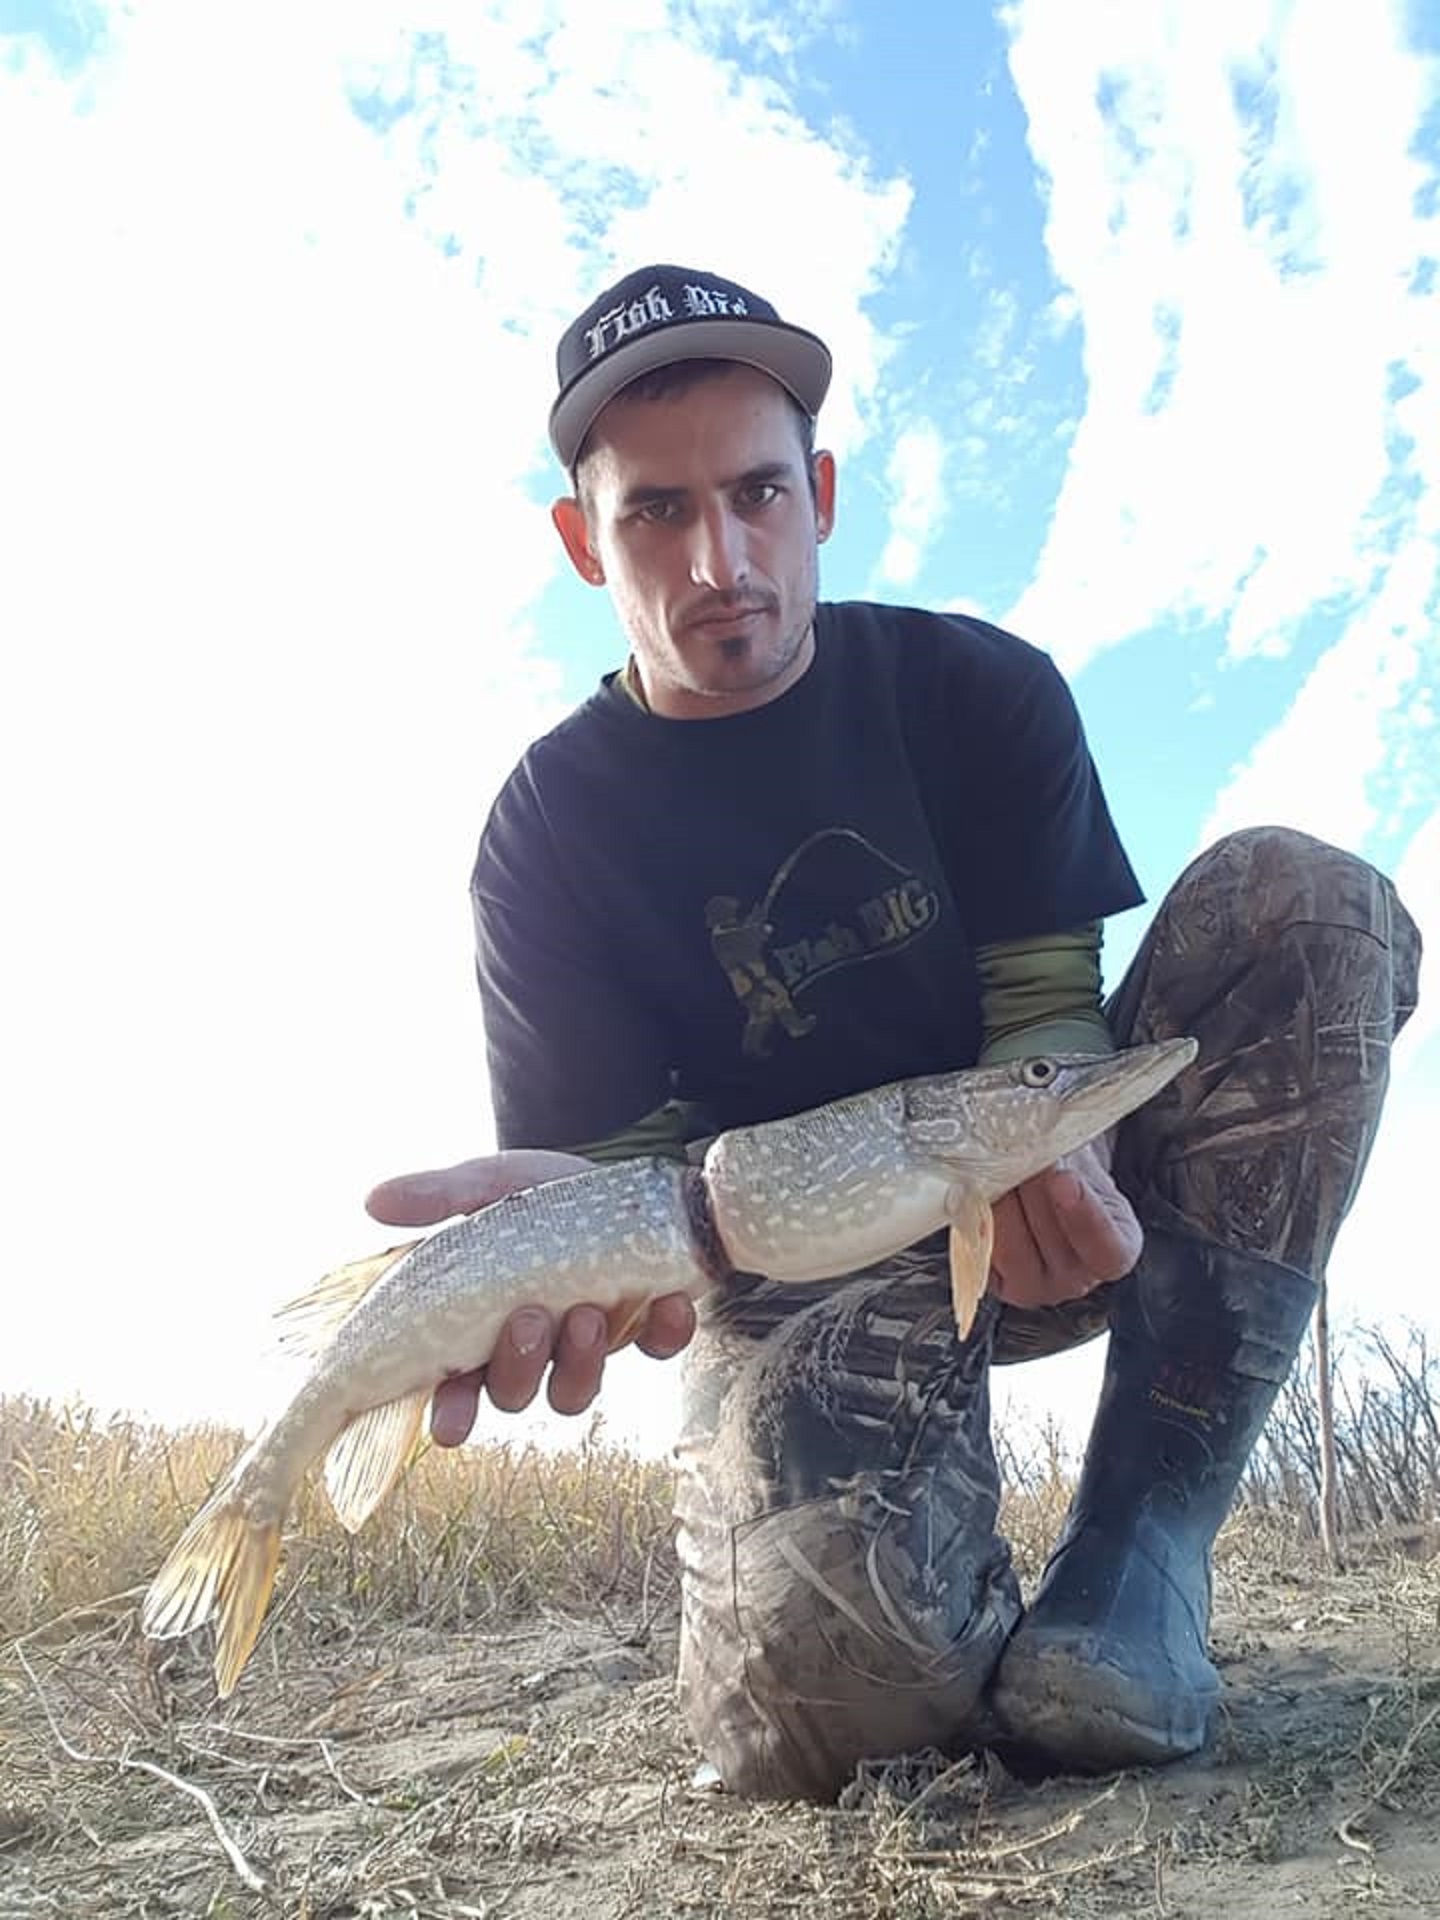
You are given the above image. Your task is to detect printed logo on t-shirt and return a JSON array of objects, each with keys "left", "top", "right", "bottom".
[{"left": 705, "top": 828, "right": 941, "bottom": 1058}]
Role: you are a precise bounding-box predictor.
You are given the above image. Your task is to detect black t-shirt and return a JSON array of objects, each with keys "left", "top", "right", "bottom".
[{"left": 473, "top": 601, "right": 1143, "bottom": 1150}]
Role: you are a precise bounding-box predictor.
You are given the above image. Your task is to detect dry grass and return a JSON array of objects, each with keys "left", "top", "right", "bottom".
[
  {"left": 3, "top": 1389, "right": 1439, "bottom": 1918},
  {"left": 0, "top": 1395, "right": 681, "bottom": 1915},
  {"left": 0, "top": 1394, "right": 678, "bottom": 1654}
]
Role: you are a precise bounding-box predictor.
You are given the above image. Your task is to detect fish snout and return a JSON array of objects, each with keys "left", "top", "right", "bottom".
[{"left": 1046, "top": 1035, "right": 1199, "bottom": 1152}]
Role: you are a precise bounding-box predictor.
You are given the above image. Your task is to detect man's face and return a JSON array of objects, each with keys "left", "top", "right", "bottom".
[{"left": 552, "top": 365, "right": 836, "bottom": 719}]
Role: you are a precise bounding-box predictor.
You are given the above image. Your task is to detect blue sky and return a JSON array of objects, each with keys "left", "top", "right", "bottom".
[{"left": 3, "top": 0, "right": 1436, "bottom": 1452}]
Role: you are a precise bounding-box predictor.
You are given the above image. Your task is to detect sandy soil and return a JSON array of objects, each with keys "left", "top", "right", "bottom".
[{"left": 3, "top": 1546, "right": 1438, "bottom": 1919}]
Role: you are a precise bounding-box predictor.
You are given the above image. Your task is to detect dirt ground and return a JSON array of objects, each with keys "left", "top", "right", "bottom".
[{"left": 3, "top": 1545, "right": 1438, "bottom": 1920}]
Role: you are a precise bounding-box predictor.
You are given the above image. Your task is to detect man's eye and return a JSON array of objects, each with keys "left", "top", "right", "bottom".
[
  {"left": 738, "top": 483, "right": 780, "bottom": 509},
  {"left": 637, "top": 500, "right": 679, "bottom": 524}
]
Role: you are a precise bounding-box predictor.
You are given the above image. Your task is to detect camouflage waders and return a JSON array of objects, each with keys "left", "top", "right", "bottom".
[{"left": 673, "top": 827, "right": 1421, "bottom": 1800}]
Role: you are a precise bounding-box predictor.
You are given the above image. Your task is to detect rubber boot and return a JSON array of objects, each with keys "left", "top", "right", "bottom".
[{"left": 989, "top": 1228, "right": 1317, "bottom": 1774}]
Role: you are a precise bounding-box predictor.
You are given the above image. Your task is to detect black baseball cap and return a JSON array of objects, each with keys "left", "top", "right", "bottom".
[{"left": 549, "top": 264, "right": 832, "bottom": 468}]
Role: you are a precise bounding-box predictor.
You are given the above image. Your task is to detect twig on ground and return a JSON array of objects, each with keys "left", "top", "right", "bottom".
[
  {"left": 0, "top": 1585, "right": 146, "bottom": 1659},
  {"left": 175, "top": 1721, "right": 377, "bottom": 1808},
  {"left": 1336, "top": 1695, "right": 1440, "bottom": 1853},
  {"left": 14, "top": 1640, "right": 272, "bottom": 1899}
]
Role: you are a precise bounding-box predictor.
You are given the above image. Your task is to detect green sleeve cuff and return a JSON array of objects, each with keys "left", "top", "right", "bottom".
[
  {"left": 975, "top": 922, "right": 1116, "bottom": 1064},
  {"left": 565, "top": 1099, "right": 699, "bottom": 1165},
  {"left": 978, "top": 1011, "right": 1114, "bottom": 1064}
]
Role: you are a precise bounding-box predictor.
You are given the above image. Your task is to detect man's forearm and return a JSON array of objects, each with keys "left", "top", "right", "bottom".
[{"left": 976, "top": 922, "right": 1115, "bottom": 1064}]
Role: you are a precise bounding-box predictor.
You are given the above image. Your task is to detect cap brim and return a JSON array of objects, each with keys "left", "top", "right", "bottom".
[{"left": 549, "top": 317, "right": 832, "bottom": 468}]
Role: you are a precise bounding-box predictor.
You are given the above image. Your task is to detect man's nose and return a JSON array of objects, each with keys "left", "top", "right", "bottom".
[{"left": 688, "top": 506, "right": 749, "bottom": 590}]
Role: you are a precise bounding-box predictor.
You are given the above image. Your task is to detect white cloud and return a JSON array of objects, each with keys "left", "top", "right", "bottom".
[
  {"left": 1326, "top": 1063, "right": 1437, "bottom": 1332},
  {"left": 349, "top": 5, "right": 910, "bottom": 462},
  {"left": 0, "top": 0, "right": 912, "bottom": 1429},
  {"left": 940, "top": 283, "right": 1052, "bottom": 513},
  {"left": 1194, "top": 536, "right": 1437, "bottom": 855},
  {"left": 999, "top": 0, "right": 1438, "bottom": 683},
  {"left": 876, "top": 419, "right": 947, "bottom": 587}
]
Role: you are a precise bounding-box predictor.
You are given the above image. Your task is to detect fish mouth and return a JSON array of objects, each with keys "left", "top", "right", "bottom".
[
  {"left": 1080, "top": 1033, "right": 1196, "bottom": 1088},
  {"left": 1043, "top": 1035, "right": 1198, "bottom": 1153}
]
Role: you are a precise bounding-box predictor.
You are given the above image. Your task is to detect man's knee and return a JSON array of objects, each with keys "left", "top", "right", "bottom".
[
  {"left": 1108, "top": 825, "right": 1418, "bottom": 1269},
  {"left": 1173, "top": 825, "right": 1417, "bottom": 962},
  {"left": 1110, "top": 824, "right": 1420, "bottom": 1066}
]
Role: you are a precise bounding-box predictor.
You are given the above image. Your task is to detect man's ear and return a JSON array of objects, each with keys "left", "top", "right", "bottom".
[
  {"left": 813, "top": 450, "right": 837, "bottom": 544},
  {"left": 552, "top": 496, "right": 605, "bottom": 584}
]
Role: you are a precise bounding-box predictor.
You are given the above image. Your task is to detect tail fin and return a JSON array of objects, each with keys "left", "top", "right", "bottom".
[{"left": 141, "top": 1485, "right": 283, "bottom": 1698}]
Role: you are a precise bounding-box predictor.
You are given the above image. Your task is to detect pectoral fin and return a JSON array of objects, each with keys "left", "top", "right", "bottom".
[
  {"left": 604, "top": 1293, "right": 654, "bottom": 1354},
  {"left": 945, "top": 1183, "right": 994, "bottom": 1341}
]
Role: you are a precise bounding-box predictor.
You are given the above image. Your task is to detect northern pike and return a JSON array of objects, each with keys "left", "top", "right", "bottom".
[{"left": 142, "top": 1037, "right": 1196, "bottom": 1695}]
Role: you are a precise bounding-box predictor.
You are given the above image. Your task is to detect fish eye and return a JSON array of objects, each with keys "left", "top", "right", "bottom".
[{"left": 1019, "top": 1057, "right": 1059, "bottom": 1088}]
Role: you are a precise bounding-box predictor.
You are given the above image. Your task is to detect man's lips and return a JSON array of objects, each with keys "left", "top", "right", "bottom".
[{"left": 684, "top": 600, "right": 776, "bottom": 631}]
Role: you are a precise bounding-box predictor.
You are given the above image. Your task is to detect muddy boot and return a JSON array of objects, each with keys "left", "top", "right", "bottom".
[
  {"left": 675, "top": 1246, "right": 1021, "bottom": 1801},
  {"left": 989, "top": 1228, "right": 1317, "bottom": 1774}
]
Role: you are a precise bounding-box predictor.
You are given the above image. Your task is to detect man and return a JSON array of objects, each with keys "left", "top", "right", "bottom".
[{"left": 369, "top": 265, "right": 1420, "bottom": 1801}]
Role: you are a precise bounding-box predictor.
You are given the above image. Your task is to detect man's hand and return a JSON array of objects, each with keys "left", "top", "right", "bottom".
[
  {"left": 989, "top": 1136, "right": 1142, "bottom": 1311},
  {"left": 365, "top": 1152, "right": 698, "bottom": 1446}
]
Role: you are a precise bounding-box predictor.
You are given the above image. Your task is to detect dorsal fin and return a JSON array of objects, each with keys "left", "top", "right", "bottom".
[
  {"left": 271, "top": 1244, "right": 420, "bottom": 1359},
  {"left": 323, "top": 1390, "right": 430, "bottom": 1532}
]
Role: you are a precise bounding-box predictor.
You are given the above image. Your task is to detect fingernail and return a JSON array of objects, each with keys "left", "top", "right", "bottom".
[
  {"left": 570, "top": 1309, "right": 604, "bottom": 1349},
  {"left": 510, "top": 1310, "right": 548, "bottom": 1355}
]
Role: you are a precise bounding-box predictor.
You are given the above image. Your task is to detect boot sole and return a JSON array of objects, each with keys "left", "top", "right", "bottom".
[{"left": 989, "top": 1632, "right": 1219, "bottom": 1775}]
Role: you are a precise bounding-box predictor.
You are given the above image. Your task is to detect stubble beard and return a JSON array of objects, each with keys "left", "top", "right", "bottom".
[
  {"left": 693, "top": 606, "right": 811, "bottom": 697},
  {"left": 686, "top": 568, "right": 817, "bottom": 691}
]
